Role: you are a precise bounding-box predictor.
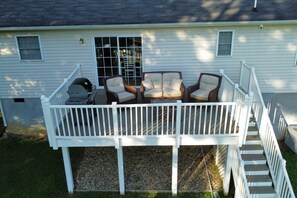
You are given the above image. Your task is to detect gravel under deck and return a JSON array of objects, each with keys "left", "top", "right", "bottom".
[{"left": 75, "top": 146, "right": 222, "bottom": 192}]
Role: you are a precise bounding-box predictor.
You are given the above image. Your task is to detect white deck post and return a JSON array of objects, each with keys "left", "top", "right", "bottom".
[
  {"left": 61, "top": 147, "right": 74, "bottom": 193},
  {"left": 41, "top": 95, "right": 58, "bottom": 149},
  {"left": 172, "top": 145, "right": 178, "bottom": 196},
  {"left": 223, "top": 145, "right": 232, "bottom": 195},
  {"left": 117, "top": 139, "right": 125, "bottom": 195}
]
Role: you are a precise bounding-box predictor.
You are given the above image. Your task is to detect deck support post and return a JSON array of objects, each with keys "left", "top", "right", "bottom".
[
  {"left": 61, "top": 147, "right": 74, "bottom": 193},
  {"left": 117, "top": 139, "right": 125, "bottom": 195},
  {"left": 172, "top": 145, "right": 178, "bottom": 196},
  {"left": 223, "top": 145, "right": 232, "bottom": 196}
]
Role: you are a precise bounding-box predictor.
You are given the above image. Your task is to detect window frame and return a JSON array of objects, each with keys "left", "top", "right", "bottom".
[
  {"left": 15, "top": 35, "right": 43, "bottom": 61},
  {"left": 216, "top": 30, "right": 234, "bottom": 57}
]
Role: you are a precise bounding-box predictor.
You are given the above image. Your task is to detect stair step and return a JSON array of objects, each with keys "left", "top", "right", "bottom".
[
  {"left": 242, "top": 154, "right": 267, "bottom": 164},
  {"left": 245, "top": 164, "right": 269, "bottom": 175},
  {"left": 246, "top": 135, "right": 261, "bottom": 145},
  {"left": 240, "top": 145, "right": 264, "bottom": 154},
  {"left": 247, "top": 126, "right": 258, "bottom": 136},
  {"left": 248, "top": 126, "right": 258, "bottom": 132},
  {"left": 249, "top": 186, "right": 275, "bottom": 197},
  {"left": 247, "top": 175, "right": 273, "bottom": 186}
]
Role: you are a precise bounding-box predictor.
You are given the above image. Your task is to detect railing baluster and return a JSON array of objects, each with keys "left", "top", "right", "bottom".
[
  {"left": 91, "top": 107, "right": 95, "bottom": 136},
  {"left": 75, "top": 108, "right": 81, "bottom": 136},
  {"left": 64, "top": 108, "right": 71, "bottom": 136},
  {"left": 59, "top": 108, "right": 66, "bottom": 136},
  {"left": 101, "top": 108, "right": 106, "bottom": 136},
  {"left": 70, "top": 108, "right": 76, "bottom": 136},
  {"left": 141, "top": 106, "right": 143, "bottom": 136},
  {"left": 107, "top": 108, "right": 111, "bottom": 136},
  {"left": 125, "top": 107, "right": 128, "bottom": 136},
  {"left": 80, "top": 107, "right": 86, "bottom": 136},
  {"left": 193, "top": 105, "right": 197, "bottom": 135},
  {"left": 166, "top": 105, "right": 171, "bottom": 135},
  {"left": 86, "top": 107, "right": 91, "bottom": 136},
  {"left": 229, "top": 105, "right": 235, "bottom": 134},
  {"left": 161, "top": 106, "right": 164, "bottom": 135},
  {"left": 183, "top": 106, "right": 187, "bottom": 135},
  {"left": 188, "top": 105, "right": 192, "bottom": 135},
  {"left": 199, "top": 105, "right": 202, "bottom": 134},
  {"left": 219, "top": 105, "right": 223, "bottom": 135},
  {"left": 209, "top": 105, "right": 213, "bottom": 135},
  {"left": 214, "top": 105, "right": 218, "bottom": 135},
  {"left": 146, "top": 106, "right": 148, "bottom": 135},
  {"left": 96, "top": 108, "right": 100, "bottom": 136},
  {"left": 203, "top": 105, "right": 207, "bottom": 135},
  {"left": 53, "top": 108, "right": 61, "bottom": 136}
]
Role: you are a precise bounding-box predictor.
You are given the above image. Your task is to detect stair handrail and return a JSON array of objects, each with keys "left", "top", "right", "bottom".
[
  {"left": 233, "top": 146, "right": 251, "bottom": 197},
  {"left": 240, "top": 61, "right": 295, "bottom": 197},
  {"left": 259, "top": 109, "right": 295, "bottom": 197}
]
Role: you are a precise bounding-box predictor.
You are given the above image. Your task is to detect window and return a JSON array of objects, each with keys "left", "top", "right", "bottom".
[
  {"left": 94, "top": 37, "right": 142, "bottom": 86},
  {"left": 217, "top": 31, "right": 234, "bottom": 56},
  {"left": 16, "top": 36, "right": 42, "bottom": 60}
]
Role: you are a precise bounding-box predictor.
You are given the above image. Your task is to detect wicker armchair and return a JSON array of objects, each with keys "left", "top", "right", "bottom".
[
  {"left": 187, "top": 73, "right": 222, "bottom": 102},
  {"left": 103, "top": 76, "right": 137, "bottom": 104}
]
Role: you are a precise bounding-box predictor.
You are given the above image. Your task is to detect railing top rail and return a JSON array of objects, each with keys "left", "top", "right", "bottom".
[
  {"left": 50, "top": 101, "right": 241, "bottom": 108},
  {"left": 241, "top": 61, "right": 252, "bottom": 69},
  {"left": 47, "top": 65, "right": 81, "bottom": 102},
  {"left": 251, "top": 71, "right": 265, "bottom": 107},
  {"left": 47, "top": 80, "right": 68, "bottom": 102},
  {"left": 220, "top": 69, "right": 236, "bottom": 86}
]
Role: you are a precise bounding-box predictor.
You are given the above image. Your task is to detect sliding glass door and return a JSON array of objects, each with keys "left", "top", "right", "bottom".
[{"left": 95, "top": 37, "right": 142, "bottom": 86}]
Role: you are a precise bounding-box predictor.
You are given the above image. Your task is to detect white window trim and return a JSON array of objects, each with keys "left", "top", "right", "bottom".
[
  {"left": 15, "top": 35, "right": 44, "bottom": 61},
  {"left": 216, "top": 30, "right": 234, "bottom": 57}
]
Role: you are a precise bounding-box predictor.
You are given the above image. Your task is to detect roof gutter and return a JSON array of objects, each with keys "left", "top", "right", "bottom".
[{"left": 1, "top": 20, "right": 297, "bottom": 31}]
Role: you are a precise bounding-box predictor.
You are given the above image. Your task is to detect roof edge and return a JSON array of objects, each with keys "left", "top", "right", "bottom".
[{"left": 1, "top": 20, "right": 297, "bottom": 31}]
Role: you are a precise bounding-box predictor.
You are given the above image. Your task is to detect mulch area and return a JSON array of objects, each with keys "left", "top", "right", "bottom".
[{"left": 75, "top": 146, "right": 222, "bottom": 192}]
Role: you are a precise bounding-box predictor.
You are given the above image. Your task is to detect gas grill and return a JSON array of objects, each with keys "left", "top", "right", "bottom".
[
  {"left": 65, "top": 78, "right": 96, "bottom": 125},
  {"left": 65, "top": 78, "right": 96, "bottom": 105}
]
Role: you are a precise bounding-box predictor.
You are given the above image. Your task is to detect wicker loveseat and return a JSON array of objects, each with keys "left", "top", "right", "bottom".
[{"left": 140, "top": 71, "right": 185, "bottom": 103}]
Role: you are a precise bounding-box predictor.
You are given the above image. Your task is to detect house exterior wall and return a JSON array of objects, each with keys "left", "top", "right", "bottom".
[{"left": 0, "top": 24, "right": 297, "bottom": 100}]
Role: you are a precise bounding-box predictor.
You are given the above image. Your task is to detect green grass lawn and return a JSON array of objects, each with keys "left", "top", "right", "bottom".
[
  {"left": 0, "top": 136, "right": 227, "bottom": 198},
  {"left": 279, "top": 142, "right": 297, "bottom": 194}
]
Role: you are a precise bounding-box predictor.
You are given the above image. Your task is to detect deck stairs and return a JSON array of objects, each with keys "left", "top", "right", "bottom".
[{"left": 240, "top": 115, "right": 276, "bottom": 198}]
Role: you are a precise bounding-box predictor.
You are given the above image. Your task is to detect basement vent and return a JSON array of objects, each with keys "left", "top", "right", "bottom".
[{"left": 14, "top": 98, "right": 25, "bottom": 103}]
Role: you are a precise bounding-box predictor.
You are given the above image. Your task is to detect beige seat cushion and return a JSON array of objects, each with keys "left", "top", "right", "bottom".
[
  {"left": 106, "top": 77, "right": 125, "bottom": 93},
  {"left": 144, "top": 73, "right": 162, "bottom": 89},
  {"left": 163, "top": 73, "right": 180, "bottom": 89},
  {"left": 190, "top": 89, "right": 210, "bottom": 101},
  {"left": 117, "top": 91, "right": 135, "bottom": 103},
  {"left": 144, "top": 88, "right": 163, "bottom": 98},
  {"left": 200, "top": 75, "right": 219, "bottom": 91},
  {"left": 163, "top": 88, "right": 181, "bottom": 98}
]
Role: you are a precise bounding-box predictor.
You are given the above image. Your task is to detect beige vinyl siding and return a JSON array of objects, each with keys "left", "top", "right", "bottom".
[{"left": 0, "top": 25, "right": 297, "bottom": 98}]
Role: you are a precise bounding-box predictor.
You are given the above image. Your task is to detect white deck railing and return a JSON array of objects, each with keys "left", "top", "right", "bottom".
[
  {"left": 240, "top": 62, "right": 295, "bottom": 198},
  {"left": 271, "top": 104, "right": 289, "bottom": 141},
  {"left": 44, "top": 101, "right": 248, "bottom": 149}
]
